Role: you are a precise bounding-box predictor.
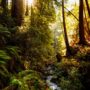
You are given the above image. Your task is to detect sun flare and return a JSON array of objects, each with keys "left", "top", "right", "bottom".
[
  {"left": 28, "top": 0, "right": 33, "bottom": 5},
  {"left": 68, "top": 0, "right": 79, "bottom": 5}
]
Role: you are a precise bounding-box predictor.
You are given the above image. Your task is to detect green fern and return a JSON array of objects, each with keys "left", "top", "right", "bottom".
[
  {"left": 18, "top": 70, "right": 39, "bottom": 77},
  {"left": 6, "top": 46, "right": 21, "bottom": 59},
  {"left": 0, "top": 24, "right": 11, "bottom": 38},
  {"left": 0, "top": 50, "right": 10, "bottom": 85},
  {"left": 10, "top": 70, "right": 46, "bottom": 90},
  {"left": 0, "top": 50, "right": 11, "bottom": 64}
]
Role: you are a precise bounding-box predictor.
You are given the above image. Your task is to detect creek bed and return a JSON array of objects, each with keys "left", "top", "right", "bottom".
[{"left": 45, "top": 65, "right": 61, "bottom": 90}]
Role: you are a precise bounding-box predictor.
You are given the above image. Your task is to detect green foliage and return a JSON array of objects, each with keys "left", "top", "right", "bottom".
[
  {"left": 76, "top": 49, "right": 90, "bottom": 61},
  {"left": 55, "top": 57, "right": 90, "bottom": 90},
  {"left": 0, "top": 49, "right": 11, "bottom": 76},
  {"left": 0, "top": 25, "right": 11, "bottom": 46},
  {"left": 10, "top": 70, "right": 46, "bottom": 90},
  {"left": 37, "top": 0, "right": 56, "bottom": 22},
  {"left": 76, "top": 51, "right": 86, "bottom": 60},
  {"left": 60, "top": 76, "right": 82, "bottom": 90},
  {"left": 27, "top": 25, "right": 54, "bottom": 69},
  {"left": 6, "top": 46, "right": 21, "bottom": 59},
  {"left": 0, "top": 25, "right": 11, "bottom": 37},
  {"left": 24, "top": 0, "right": 56, "bottom": 69},
  {"left": 78, "top": 61, "right": 90, "bottom": 89},
  {"left": 0, "top": 50, "right": 11, "bottom": 88},
  {"left": 0, "top": 14, "right": 15, "bottom": 27},
  {"left": 55, "top": 59, "right": 83, "bottom": 90},
  {"left": 0, "top": 50, "right": 11, "bottom": 64},
  {"left": 0, "top": 45, "right": 23, "bottom": 89},
  {"left": 5, "top": 46, "right": 23, "bottom": 73}
]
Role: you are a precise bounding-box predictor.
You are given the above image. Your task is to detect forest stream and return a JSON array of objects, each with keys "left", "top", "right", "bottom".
[{"left": 46, "top": 66, "right": 61, "bottom": 90}]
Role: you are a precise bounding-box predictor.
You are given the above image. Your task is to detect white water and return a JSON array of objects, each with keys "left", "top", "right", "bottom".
[{"left": 46, "top": 76, "right": 61, "bottom": 90}]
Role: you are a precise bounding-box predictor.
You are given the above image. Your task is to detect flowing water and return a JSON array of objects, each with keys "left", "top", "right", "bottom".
[
  {"left": 46, "top": 76, "right": 61, "bottom": 90},
  {"left": 46, "top": 66, "right": 61, "bottom": 90}
]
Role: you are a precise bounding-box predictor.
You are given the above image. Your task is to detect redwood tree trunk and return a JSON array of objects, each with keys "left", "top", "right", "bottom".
[
  {"left": 25, "top": 0, "right": 29, "bottom": 16},
  {"left": 11, "top": 0, "right": 25, "bottom": 26},
  {"left": 62, "top": 0, "right": 71, "bottom": 56},
  {"left": 78, "top": 0, "right": 86, "bottom": 45},
  {"left": 1, "top": 0, "right": 8, "bottom": 13},
  {"left": 85, "top": 0, "right": 90, "bottom": 17}
]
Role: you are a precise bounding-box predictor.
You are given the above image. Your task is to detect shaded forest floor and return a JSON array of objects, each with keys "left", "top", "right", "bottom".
[
  {"left": 2, "top": 45, "right": 90, "bottom": 90},
  {"left": 53, "top": 45, "right": 90, "bottom": 90}
]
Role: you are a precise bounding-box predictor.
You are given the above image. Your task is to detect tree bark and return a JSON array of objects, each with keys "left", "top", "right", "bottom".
[
  {"left": 11, "top": 0, "right": 25, "bottom": 26},
  {"left": 1, "top": 0, "right": 8, "bottom": 14},
  {"left": 25, "top": 0, "right": 29, "bottom": 16},
  {"left": 78, "top": 0, "right": 86, "bottom": 45},
  {"left": 85, "top": 0, "right": 90, "bottom": 17},
  {"left": 62, "top": 0, "right": 71, "bottom": 56}
]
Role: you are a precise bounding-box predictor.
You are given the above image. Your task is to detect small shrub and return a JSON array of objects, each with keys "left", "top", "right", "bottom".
[
  {"left": 55, "top": 59, "right": 83, "bottom": 90},
  {"left": 10, "top": 70, "right": 46, "bottom": 90}
]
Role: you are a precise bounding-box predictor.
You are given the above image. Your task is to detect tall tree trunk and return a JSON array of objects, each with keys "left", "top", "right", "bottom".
[
  {"left": 25, "top": 0, "right": 29, "bottom": 16},
  {"left": 78, "top": 0, "right": 86, "bottom": 45},
  {"left": 11, "top": 0, "right": 25, "bottom": 26},
  {"left": 85, "top": 0, "right": 90, "bottom": 17},
  {"left": 30, "top": 6, "right": 34, "bottom": 26},
  {"left": 1, "top": 0, "right": 8, "bottom": 14},
  {"left": 62, "top": 0, "right": 71, "bottom": 56},
  {"left": 11, "top": 0, "right": 17, "bottom": 18},
  {"left": 83, "top": 4, "right": 90, "bottom": 35}
]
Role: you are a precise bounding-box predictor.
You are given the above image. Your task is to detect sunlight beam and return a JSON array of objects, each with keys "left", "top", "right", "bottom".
[
  {"left": 28, "top": 0, "right": 33, "bottom": 5},
  {"left": 68, "top": 0, "right": 79, "bottom": 5}
]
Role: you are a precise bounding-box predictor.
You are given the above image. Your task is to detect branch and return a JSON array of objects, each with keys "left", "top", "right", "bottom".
[{"left": 64, "top": 7, "right": 79, "bottom": 21}]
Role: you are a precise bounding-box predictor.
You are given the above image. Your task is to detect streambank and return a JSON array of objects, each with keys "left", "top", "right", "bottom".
[{"left": 45, "top": 65, "right": 61, "bottom": 90}]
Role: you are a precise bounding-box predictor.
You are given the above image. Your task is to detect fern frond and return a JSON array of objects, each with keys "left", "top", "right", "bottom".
[
  {"left": 6, "top": 46, "right": 21, "bottom": 59},
  {"left": 0, "top": 50, "right": 11, "bottom": 65},
  {"left": 0, "top": 25, "right": 11, "bottom": 37}
]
